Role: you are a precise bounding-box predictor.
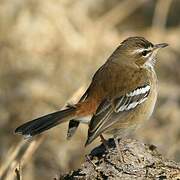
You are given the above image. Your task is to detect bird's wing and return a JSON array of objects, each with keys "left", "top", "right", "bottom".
[
  {"left": 85, "top": 62, "right": 151, "bottom": 145},
  {"left": 86, "top": 84, "right": 151, "bottom": 145}
]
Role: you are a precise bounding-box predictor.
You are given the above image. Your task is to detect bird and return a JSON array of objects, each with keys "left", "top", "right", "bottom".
[{"left": 15, "top": 37, "right": 168, "bottom": 159}]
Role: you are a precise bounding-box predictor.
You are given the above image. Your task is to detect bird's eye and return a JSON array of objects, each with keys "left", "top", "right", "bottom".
[{"left": 142, "top": 50, "right": 148, "bottom": 56}]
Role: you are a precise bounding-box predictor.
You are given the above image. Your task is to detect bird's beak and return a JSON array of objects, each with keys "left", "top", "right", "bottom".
[{"left": 154, "top": 43, "right": 169, "bottom": 49}]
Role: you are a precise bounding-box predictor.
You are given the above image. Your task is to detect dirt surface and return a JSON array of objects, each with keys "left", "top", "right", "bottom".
[{"left": 62, "top": 139, "right": 180, "bottom": 180}]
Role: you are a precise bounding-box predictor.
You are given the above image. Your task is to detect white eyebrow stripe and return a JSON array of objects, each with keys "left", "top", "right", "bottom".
[{"left": 132, "top": 47, "right": 153, "bottom": 54}]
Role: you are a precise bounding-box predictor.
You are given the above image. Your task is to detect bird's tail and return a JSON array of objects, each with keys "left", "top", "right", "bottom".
[{"left": 15, "top": 107, "right": 76, "bottom": 137}]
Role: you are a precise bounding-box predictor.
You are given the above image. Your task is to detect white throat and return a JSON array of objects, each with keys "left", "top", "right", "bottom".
[{"left": 143, "top": 52, "right": 157, "bottom": 71}]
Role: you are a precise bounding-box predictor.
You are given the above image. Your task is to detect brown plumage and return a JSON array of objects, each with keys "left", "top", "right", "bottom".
[{"left": 15, "top": 37, "right": 168, "bottom": 147}]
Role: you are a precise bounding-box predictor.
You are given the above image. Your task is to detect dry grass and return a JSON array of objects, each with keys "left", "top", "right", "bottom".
[{"left": 0, "top": 0, "right": 180, "bottom": 179}]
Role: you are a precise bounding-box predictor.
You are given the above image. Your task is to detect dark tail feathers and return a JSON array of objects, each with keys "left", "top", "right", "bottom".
[{"left": 15, "top": 107, "right": 76, "bottom": 137}]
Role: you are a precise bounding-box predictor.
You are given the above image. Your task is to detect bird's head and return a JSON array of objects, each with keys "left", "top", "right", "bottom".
[{"left": 112, "top": 36, "right": 168, "bottom": 68}]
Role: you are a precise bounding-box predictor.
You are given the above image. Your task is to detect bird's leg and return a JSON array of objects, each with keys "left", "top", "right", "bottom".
[
  {"left": 114, "top": 137, "right": 124, "bottom": 162},
  {"left": 100, "top": 134, "right": 109, "bottom": 152},
  {"left": 85, "top": 155, "right": 98, "bottom": 169}
]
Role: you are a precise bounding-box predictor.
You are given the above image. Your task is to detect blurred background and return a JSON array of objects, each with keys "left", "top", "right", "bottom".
[{"left": 0, "top": 0, "right": 179, "bottom": 179}]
